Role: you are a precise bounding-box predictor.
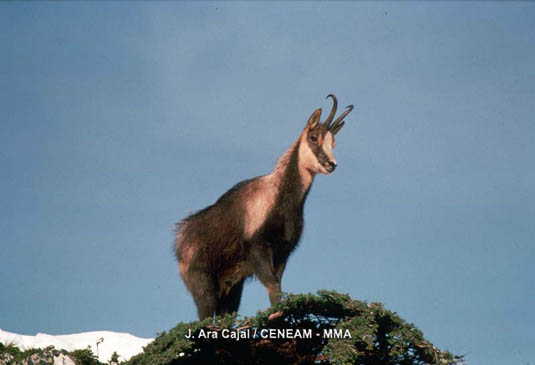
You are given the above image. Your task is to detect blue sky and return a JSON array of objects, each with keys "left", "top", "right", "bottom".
[{"left": 1, "top": 2, "right": 534, "bottom": 364}]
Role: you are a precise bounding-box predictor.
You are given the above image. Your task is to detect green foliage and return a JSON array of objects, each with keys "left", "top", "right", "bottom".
[
  {"left": 0, "top": 343, "right": 23, "bottom": 360},
  {"left": 0, "top": 291, "right": 463, "bottom": 364},
  {"left": 109, "top": 351, "right": 121, "bottom": 364},
  {"left": 0, "top": 343, "right": 46, "bottom": 364},
  {"left": 69, "top": 347, "right": 102, "bottom": 365},
  {"left": 127, "top": 290, "right": 464, "bottom": 365},
  {"left": 0, "top": 344, "right": 107, "bottom": 365}
]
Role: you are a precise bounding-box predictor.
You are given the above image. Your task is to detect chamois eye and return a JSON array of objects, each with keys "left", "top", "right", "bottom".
[{"left": 309, "top": 135, "right": 318, "bottom": 144}]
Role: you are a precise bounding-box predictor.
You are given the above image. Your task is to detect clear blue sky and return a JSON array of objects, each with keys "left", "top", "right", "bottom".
[{"left": 1, "top": 3, "right": 534, "bottom": 365}]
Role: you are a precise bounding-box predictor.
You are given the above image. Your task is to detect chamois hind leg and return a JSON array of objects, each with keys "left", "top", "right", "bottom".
[
  {"left": 187, "top": 270, "right": 218, "bottom": 320},
  {"left": 216, "top": 279, "right": 245, "bottom": 316}
]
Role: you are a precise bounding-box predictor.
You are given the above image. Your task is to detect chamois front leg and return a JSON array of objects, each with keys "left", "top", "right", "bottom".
[
  {"left": 273, "top": 248, "right": 291, "bottom": 282},
  {"left": 250, "top": 244, "right": 282, "bottom": 305}
]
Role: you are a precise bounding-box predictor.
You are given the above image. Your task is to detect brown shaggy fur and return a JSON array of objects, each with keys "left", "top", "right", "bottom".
[{"left": 175, "top": 96, "right": 352, "bottom": 319}]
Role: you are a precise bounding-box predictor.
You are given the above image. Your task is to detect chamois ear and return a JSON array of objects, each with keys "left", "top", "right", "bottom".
[{"left": 307, "top": 108, "right": 322, "bottom": 130}]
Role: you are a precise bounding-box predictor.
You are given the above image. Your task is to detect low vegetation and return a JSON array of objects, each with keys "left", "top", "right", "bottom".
[
  {"left": 128, "top": 290, "right": 464, "bottom": 365},
  {"left": 0, "top": 343, "right": 104, "bottom": 365},
  {"left": 1, "top": 291, "right": 463, "bottom": 364}
]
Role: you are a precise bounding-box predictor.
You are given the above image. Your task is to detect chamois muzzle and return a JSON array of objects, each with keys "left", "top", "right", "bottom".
[{"left": 325, "top": 161, "right": 337, "bottom": 173}]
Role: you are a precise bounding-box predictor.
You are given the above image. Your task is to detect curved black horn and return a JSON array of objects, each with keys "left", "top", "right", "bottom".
[
  {"left": 323, "top": 94, "right": 338, "bottom": 129},
  {"left": 331, "top": 121, "right": 345, "bottom": 135},
  {"left": 329, "top": 104, "right": 354, "bottom": 133}
]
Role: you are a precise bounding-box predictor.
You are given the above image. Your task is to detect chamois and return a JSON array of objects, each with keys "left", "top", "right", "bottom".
[{"left": 175, "top": 94, "right": 354, "bottom": 319}]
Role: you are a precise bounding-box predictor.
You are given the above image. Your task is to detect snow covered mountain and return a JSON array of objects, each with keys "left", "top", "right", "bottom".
[{"left": 0, "top": 328, "right": 153, "bottom": 363}]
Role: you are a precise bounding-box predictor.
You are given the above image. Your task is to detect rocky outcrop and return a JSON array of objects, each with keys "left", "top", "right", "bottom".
[{"left": 0, "top": 346, "right": 76, "bottom": 365}]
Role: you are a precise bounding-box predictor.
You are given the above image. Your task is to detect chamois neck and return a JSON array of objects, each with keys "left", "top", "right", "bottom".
[{"left": 271, "top": 137, "right": 315, "bottom": 204}]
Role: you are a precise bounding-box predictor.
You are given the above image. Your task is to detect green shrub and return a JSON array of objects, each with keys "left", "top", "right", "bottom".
[
  {"left": 69, "top": 347, "right": 103, "bottom": 365},
  {"left": 0, "top": 344, "right": 107, "bottom": 365},
  {"left": 0, "top": 343, "right": 41, "bottom": 364},
  {"left": 127, "top": 290, "right": 464, "bottom": 365}
]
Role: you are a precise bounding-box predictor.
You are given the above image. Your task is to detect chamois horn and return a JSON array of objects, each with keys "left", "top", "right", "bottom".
[
  {"left": 329, "top": 104, "right": 354, "bottom": 135},
  {"left": 323, "top": 94, "right": 338, "bottom": 129}
]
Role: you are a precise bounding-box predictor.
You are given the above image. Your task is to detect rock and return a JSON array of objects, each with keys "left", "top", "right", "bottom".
[
  {"left": 53, "top": 353, "right": 76, "bottom": 365},
  {"left": 0, "top": 352, "right": 14, "bottom": 364},
  {"left": 6, "top": 346, "right": 77, "bottom": 365}
]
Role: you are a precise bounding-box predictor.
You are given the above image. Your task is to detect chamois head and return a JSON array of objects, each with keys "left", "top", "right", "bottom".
[{"left": 300, "top": 94, "right": 354, "bottom": 175}]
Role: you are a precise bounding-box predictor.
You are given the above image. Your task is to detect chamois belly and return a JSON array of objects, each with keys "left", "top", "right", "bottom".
[
  {"left": 218, "top": 260, "right": 254, "bottom": 297},
  {"left": 216, "top": 212, "right": 303, "bottom": 297}
]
